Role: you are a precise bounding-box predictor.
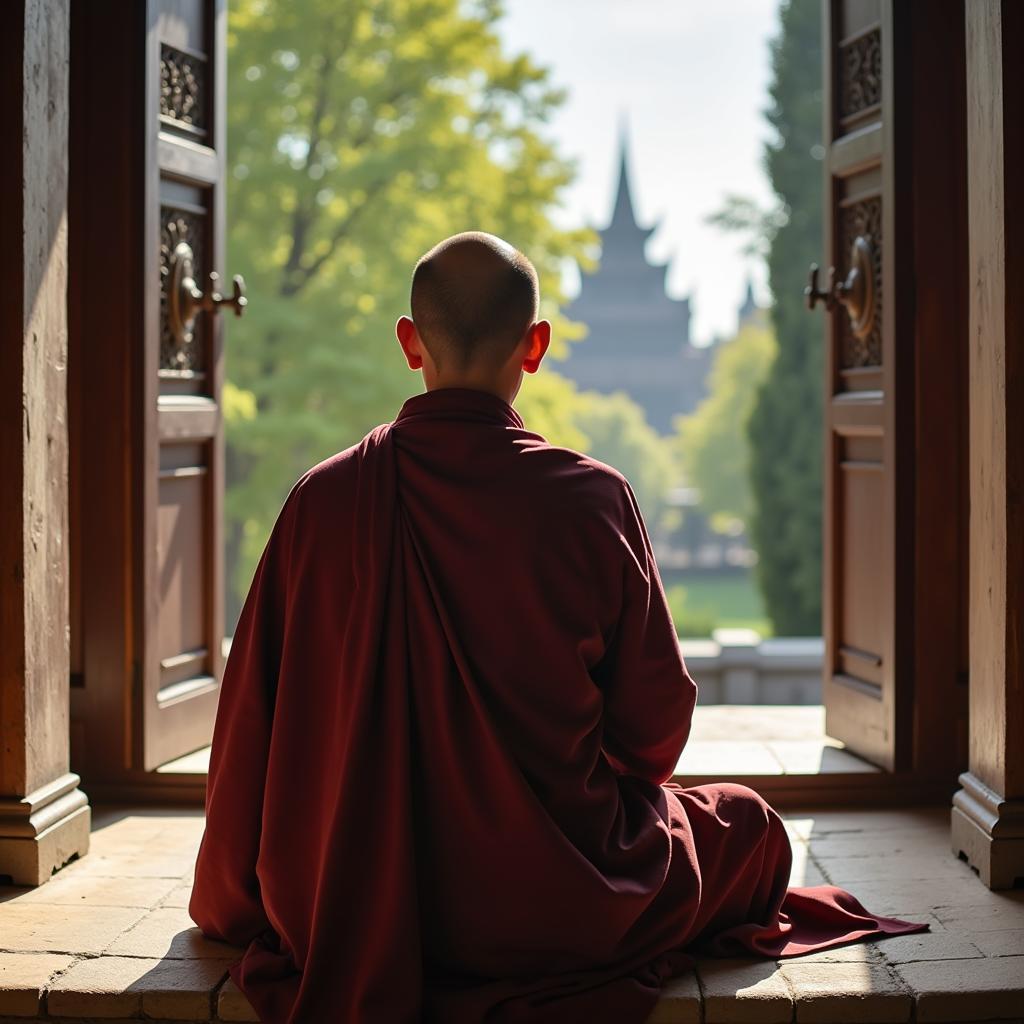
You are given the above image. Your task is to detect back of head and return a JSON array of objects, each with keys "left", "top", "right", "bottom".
[{"left": 410, "top": 231, "right": 539, "bottom": 371}]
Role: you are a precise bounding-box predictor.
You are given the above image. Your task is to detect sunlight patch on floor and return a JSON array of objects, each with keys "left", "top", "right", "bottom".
[
  {"left": 675, "top": 705, "right": 880, "bottom": 776},
  {"left": 157, "top": 706, "right": 876, "bottom": 778},
  {"left": 156, "top": 747, "right": 211, "bottom": 774}
]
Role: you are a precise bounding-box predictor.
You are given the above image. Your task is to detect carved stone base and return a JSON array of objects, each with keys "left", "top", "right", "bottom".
[
  {"left": 951, "top": 771, "right": 1024, "bottom": 890},
  {"left": 0, "top": 772, "right": 91, "bottom": 886}
]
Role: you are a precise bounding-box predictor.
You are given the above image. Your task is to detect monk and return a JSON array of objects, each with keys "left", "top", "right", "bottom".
[{"left": 190, "top": 231, "right": 926, "bottom": 1023}]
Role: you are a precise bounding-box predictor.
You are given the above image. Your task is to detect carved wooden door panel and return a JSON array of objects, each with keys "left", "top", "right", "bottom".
[
  {"left": 68, "top": 0, "right": 239, "bottom": 784},
  {"left": 814, "top": 0, "right": 968, "bottom": 775},
  {"left": 815, "top": 0, "right": 895, "bottom": 770},
  {"left": 144, "top": 0, "right": 236, "bottom": 770}
]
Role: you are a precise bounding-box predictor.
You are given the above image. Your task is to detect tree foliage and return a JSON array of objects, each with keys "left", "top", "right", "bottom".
[
  {"left": 705, "top": 196, "right": 788, "bottom": 262},
  {"left": 568, "top": 390, "right": 676, "bottom": 533},
  {"left": 747, "top": 0, "right": 824, "bottom": 635},
  {"left": 674, "top": 318, "right": 777, "bottom": 531},
  {"left": 711, "top": 0, "right": 824, "bottom": 635},
  {"left": 224, "top": 0, "right": 596, "bottom": 618},
  {"left": 516, "top": 371, "right": 676, "bottom": 534},
  {"left": 513, "top": 367, "right": 590, "bottom": 452}
]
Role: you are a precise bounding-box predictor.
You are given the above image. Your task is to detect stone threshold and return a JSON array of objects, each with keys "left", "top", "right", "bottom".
[{"left": 1, "top": 807, "right": 1022, "bottom": 1022}]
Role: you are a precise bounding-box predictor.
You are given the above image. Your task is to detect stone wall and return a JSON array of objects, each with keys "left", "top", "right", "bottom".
[{"left": 680, "top": 629, "right": 823, "bottom": 705}]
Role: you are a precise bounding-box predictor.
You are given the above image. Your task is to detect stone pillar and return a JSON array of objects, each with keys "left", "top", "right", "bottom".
[
  {"left": 714, "top": 629, "right": 761, "bottom": 706},
  {"left": 951, "top": 0, "right": 1024, "bottom": 890},
  {"left": 0, "top": 0, "right": 90, "bottom": 886}
]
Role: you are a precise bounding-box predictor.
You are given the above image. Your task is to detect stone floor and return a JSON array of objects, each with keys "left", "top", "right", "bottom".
[
  {"left": 158, "top": 706, "right": 880, "bottom": 777},
  {"left": 676, "top": 705, "right": 879, "bottom": 776},
  {"left": 1, "top": 806, "right": 1022, "bottom": 1022}
]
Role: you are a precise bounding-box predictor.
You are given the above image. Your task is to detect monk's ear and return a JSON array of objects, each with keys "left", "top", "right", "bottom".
[
  {"left": 396, "top": 316, "right": 423, "bottom": 370},
  {"left": 522, "top": 320, "right": 551, "bottom": 374}
]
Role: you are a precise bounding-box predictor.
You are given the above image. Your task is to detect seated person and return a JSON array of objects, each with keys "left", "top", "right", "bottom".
[{"left": 190, "top": 231, "right": 924, "bottom": 1024}]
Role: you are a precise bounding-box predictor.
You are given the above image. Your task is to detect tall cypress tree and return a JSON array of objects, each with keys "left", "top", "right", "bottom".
[{"left": 747, "top": 0, "right": 824, "bottom": 634}]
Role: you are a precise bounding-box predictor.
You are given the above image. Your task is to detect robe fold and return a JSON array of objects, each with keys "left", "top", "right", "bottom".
[{"left": 190, "top": 385, "right": 925, "bottom": 1024}]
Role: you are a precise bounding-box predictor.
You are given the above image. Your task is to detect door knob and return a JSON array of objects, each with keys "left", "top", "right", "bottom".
[
  {"left": 805, "top": 235, "right": 876, "bottom": 340},
  {"left": 168, "top": 241, "right": 247, "bottom": 346}
]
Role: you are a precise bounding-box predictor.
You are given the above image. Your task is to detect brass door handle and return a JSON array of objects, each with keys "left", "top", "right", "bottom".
[
  {"left": 804, "top": 235, "right": 876, "bottom": 339},
  {"left": 168, "top": 241, "right": 247, "bottom": 346}
]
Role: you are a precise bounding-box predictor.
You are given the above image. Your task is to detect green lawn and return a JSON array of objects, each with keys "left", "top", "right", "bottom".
[{"left": 663, "top": 572, "right": 771, "bottom": 638}]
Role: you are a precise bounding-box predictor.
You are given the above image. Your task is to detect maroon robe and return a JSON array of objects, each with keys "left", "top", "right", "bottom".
[{"left": 190, "top": 386, "right": 925, "bottom": 1023}]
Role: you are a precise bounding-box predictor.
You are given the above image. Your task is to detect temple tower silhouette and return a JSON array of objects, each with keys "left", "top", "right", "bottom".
[{"left": 560, "top": 122, "right": 714, "bottom": 434}]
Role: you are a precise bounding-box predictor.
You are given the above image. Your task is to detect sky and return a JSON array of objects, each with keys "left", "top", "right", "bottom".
[{"left": 496, "top": 0, "right": 781, "bottom": 345}]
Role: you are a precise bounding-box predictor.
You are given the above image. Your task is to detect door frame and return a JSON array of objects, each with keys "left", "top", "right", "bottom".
[{"left": 65, "top": 0, "right": 969, "bottom": 807}]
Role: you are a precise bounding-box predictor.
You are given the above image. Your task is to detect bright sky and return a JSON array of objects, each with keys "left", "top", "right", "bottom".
[{"left": 497, "top": 0, "right": 781, "bottom": 345}]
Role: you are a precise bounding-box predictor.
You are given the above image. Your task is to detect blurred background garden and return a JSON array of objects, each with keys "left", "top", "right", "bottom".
[{"left": 223, "top": 0, "right": 824, "bottom": 642}]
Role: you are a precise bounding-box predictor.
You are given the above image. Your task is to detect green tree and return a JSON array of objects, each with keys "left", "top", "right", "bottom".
[
  {"left": 710, "top": 0, "right": 824, "bottom": 635},
  {"left": 569, "top": 390, "right": 676, "bottom": 534},
  {"left": 224, "top": 0, "right": 596, "bottom": 619},
  {"left": 750, "top": 0, "right": 824, "bottom": 635},
  {"left": 515, "top": 372, "right": 676, "bottom": 533},
  {"left": 514, "top": 367, "right": 590, "bottom": 452},
  {"left": 674, "top": 318, "right": 777, "bottom": 531}
]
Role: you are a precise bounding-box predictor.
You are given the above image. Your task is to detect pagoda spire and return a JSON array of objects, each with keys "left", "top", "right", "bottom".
[
  {"left": 608, "top": 114, "right": 652, "bottom": 237},
  {"left": 737, "top": 276, "right": 759, "bottom": 331}
]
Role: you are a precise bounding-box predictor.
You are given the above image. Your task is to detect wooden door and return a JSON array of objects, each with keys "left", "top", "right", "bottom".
[
  {"left": 69, "top": 0, "right": 239, "bottom": 784},
  {"left": 145, "top": 0, "right": 234, "bottom": 770},
  {"left": 815, "top": 0, "right": 968, "bottom": 776}
]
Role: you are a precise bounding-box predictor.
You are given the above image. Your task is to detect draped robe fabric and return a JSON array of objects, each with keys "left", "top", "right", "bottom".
[{"left": 190, "top": 386, "right": 926, "bottom": 1024}]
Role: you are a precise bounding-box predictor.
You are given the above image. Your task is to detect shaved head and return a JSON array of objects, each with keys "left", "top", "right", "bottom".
[{"left": 410, "top": 231, "right": 539, "bottom": 371}]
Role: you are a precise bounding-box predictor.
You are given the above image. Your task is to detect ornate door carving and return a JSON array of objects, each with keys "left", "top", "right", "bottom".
[
  {"left": 812, "top": 0, "right": 968, "bottom": 776},
  {"left": 69, "top": 0, "right": 239, "bottom": 786},
  {"left": 817, "top": 0, "right": 892, "bottom": 763},
  {"left": 145, "top": 0, "right": 235, "bottom": 770}
]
